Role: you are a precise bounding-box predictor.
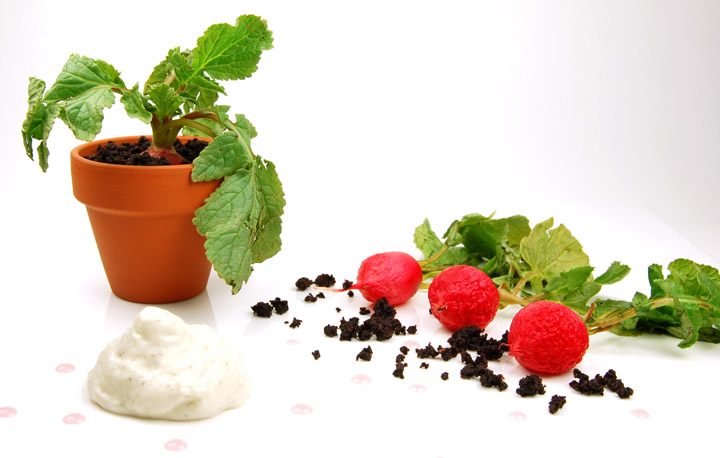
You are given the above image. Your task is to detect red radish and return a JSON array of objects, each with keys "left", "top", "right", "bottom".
[
  {"left": 508, "top": 301, "right": 589, "bottom": 375},
  {"left": 338, "top": 252, "right": 423, "bottom": 306},
  {"left": 428, "top": 265, "right": 499, "bottom": 332},
  {"left": 145, "top": 145, "right": 186, "bottom": 165}
]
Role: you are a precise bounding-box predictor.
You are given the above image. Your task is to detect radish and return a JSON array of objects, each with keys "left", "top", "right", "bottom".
[
  {"left": 145, "top": 145, "right": 186, "bottom": 165},
  {"left": 334, "top": 252, "right": 423, "bottom": 306},
  {"left": 428, "top": 265, "right": 500, "bottom": 332}
]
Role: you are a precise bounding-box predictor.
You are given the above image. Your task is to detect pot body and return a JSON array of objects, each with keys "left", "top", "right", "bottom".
[{"left": 70, "top": 136, "right": 220, "bottom": 304}]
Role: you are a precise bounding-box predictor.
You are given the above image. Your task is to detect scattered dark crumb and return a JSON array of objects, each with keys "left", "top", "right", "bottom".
[
  {"left": 270, "top": 297, "right": 289, "bottom": 315},
  {"left": 317, "top": 292, "right": 325, "bottom": 299},
  {"left": 446, "top": 325, "right": 507, "bottom": 360},
  {"left": 336, "top": 307, "right": 342, "bottom": 313},
  {"left": 460, "top": 354, "right": 488, "bottom": 379},
  {"left": 342, "top": 279, "right": 353, "bottom": 290},
  {"left": 399, "top": 346, "right": 409, "bottom": 355},
  {"left": 478, "top": 368, "right": 508, "bottom": 391},
  {"left": 549, "top": 395, "right": 566, "bottom": 414},
  {"left": 359, "top": 307, "right": 371, "bottom": 315},
  {"left": 251, "top": 302, "right": 273, "bottom": 318},
  {"left": 570, "top": 368, "right": 634, "bottom": 399},
  {"left": 439, "top": 345, "right": 460, "bottom": 361},
  {"left": 420, "top": 362, "right": 430, "bottom": 369},
  {"left": 393, "top": 362, "right": 408, "bottom": 379},
  {"left": 407, "top": 325, "right": 417, "bottom": 335},
  {"left": 324, "top": 324, "right": 339, "bottom": 337},
  {"left": 295, "top": 277, "right": 313, "bottom": 291},
  {"left": 289, "top": 317, "right": 302, "bottom": 328},
  {"left": 395, "top": 354, "right": 406, "bottom": 363},
  {"left": 312, "top": 350, "right": 321, "bottom": 360},
  {"left": 314, "top": 273, "right": 336, "bottom": 287},
  {"left": 416, "top": 343, "right": 439, "bottom": 359},
  {"left": 441, "top": 372, "right": 449, "bottom": 381},
  {"left": 347, "top": 291, "right": 354, "bottom": 297},
  {"left": 601, "top": 369, "right": 634, "bottom": 399},
  {"left": 356, "top": 346, "right": 373, "bottom": 361},
  {"left": 304, "top": 293, "right": 319, "bottom": 303},
  {"left": 328, "top": 297, "right": 413, "bottom": 343},
  {"left": 517, "top": 374, "right": 546, "bottom": 397},
  {"left": 569, "top": 369, "right": 605, "bottom": 396}
]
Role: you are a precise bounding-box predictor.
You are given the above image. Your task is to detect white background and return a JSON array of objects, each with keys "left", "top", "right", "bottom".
[{"left": 1, "top": 1, "right": 719, "bottom": 457}]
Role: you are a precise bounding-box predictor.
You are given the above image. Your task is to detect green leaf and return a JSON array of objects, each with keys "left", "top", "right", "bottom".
[
  {"left": 42, "top": 54, "right": 127, "bottom": 141},
  {"left": 22, "top": 77, "right": 62, "bottom": 171},
  {"left": 194, "top": 156, "right": 285, "bottom": 293},
  {"left": 191, "top": 15, "right": 273, "bottom": 81},
  {"left": 59, "top": 85, "right": 116, "bottom": 141},
  {"left": 676, "top": 300, "right": 703, "bottom": 349},
  {"left": 544, "top": 266, "right": 595, "bottom": 293},
  {"left": 251, "top": 158, "right": 285, "bottom": 264},
  {"left": 119, "top": 84, "right": 151, "bottom": 123},
  {"left": 413, "top": 219, "right": 470, "bottom": 268},
  {"left": 191, "top": 131, "right": 253, "bottom": 182},
  {"left": 146, "top": 83, "right": 183, "bottom": 120},
  {"left": 594, "top": 261, "right": 631, "bottom": 285},
  {"left": 519, "top": 218, "right": 590, "bottom": 281}
]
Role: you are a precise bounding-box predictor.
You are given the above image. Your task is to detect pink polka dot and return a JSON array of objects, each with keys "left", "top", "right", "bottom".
[
  {"left": 402, "top": 340, "right": 420, "bottom": 349},
  {"left": 62, "top": 413, "right": 85, "bottom": 425},
  {"left": 508, "top": 411, "right": 527, "bottom": 421},
  {"left": 631, "top": 409, "right": 650, "bottom": 419},
  {"left": 409, "top": 384, "right": 426, "bottom": 393},
  {"left": 0, "top": 406, "right": 17, "bottom": 418},
  {"left": 351, "top": 374, "right": 372, "bottom": 385},
  {"left": 55, "top": 363, "right": 75, "bottom": 373},
  {"left": 286, "top": 339, "right": 300, "bottom": 346},
  {"left": 165, "top": 439, "right": 188, "bottom": 451},
  {"left": 291, "top": 404, "right": 313, "bottom": 415}
]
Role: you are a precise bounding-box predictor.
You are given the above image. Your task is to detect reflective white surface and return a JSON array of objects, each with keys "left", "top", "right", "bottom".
[{"left": 2, "top": 1, "right": 719, "bottom": 456}]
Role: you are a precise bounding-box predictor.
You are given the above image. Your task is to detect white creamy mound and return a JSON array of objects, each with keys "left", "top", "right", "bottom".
[{"left": 87, "top": 306, "right": 250, "bottom": 421}]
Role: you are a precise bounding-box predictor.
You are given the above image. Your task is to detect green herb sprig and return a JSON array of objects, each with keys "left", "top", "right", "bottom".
[
  {"left": 21, "top": 15, "right": 284, "bottom": 293},
  {"left": 415, "top": 213, "right": 720, "bottom": 348}
]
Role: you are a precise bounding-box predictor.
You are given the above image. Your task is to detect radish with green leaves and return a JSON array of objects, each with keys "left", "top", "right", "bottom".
[{"left": 22, "top": 15, "right": 284, "bottom": 294}]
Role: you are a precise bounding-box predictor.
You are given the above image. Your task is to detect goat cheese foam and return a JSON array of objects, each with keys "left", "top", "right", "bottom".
[{"left": 87, "top": 306, "right": 250, "bottom": 420}]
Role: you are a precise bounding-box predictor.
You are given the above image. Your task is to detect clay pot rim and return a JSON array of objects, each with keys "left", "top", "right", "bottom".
[{"left": 70, "top": 135, "right": 211, "bottom": 173}]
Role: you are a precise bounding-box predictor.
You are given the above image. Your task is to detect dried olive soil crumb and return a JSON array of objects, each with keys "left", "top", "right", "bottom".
[
  {"left": 441, "top": 372, "right": 449, "bottom": 381},
  {"left": 327, "top": 297, "right": 414, "bottom": 342},
  {"left": 570, "top": 368, "right": 634, "bottom": 399},
  {"left": 289, "top": 318, "right": 302, "bottom": 328},
  {"left": 251, "top": 302, "right": 273, "bottom": 318},
  {"left": 295, "top": 277, "right": 313, "bottom": 291},
  {"left": 393, "top": 362, "right": 408, "bottom": 379},
  {"left": 270, "top": 297, "right": 289, "bottom": 315},
  {"left": 86, "top": 136, "right": 207, "bottom": 165},
  {"left": 549, "top": 395, "right": 566, "bottom": 414},
  {"left": 356, "top": 346, "right": 373, "bottom": 361},
  {"left": 315, "top": 274, "right": 336, "bottom": 287},
  {"left": 517, "top": 375, "right": 546, "bottom": 397},
  {"left": 312, "top": 350, "right": 321, "bottom": 360}
]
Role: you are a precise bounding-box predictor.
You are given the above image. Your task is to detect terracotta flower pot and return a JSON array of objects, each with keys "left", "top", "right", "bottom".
[{"left": 70, "top": 136, "right": 221, "bottom": 304}]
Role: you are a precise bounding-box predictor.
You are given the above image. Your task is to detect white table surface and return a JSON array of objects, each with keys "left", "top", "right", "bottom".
[{"left": 2, "top": 1, "right": 719, "bottom": 456}]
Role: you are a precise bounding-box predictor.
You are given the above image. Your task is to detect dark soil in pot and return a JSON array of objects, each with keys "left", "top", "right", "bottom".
[{"left": 85, "top": 136, "right": 209, "bottom": 165}]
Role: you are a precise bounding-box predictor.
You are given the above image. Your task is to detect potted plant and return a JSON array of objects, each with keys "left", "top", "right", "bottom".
[{"left": 21, "top": 15, "right": 285, "bottom": 304}]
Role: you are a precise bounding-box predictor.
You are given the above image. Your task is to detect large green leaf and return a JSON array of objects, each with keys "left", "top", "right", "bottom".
[{"left": 191, "top": 15, "right": 274, "bottom": 81}]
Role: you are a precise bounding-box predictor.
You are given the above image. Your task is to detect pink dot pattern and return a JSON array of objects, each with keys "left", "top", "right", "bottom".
[
  {"left": 286, "top": 339, "right": 300, "bottom": 346},
  {"left": 165, "top": 439, "right": 188, "bottom": 451},
  {"left": 55, "top": 363, "right": 76, "bottom": 373},
  {"left": 0, "top": 406, "right": 17, "bottom": 418},
  {"left": 631, "top": 409, "right": 650, "bottom": 419},
  {"left": 62, "top": 413, "right": 85, "bottom": 425},
  {"left": 291, "top": 404, "right": 313, "bottom": 415},
  {"left": 508, "top": 411, "right": 527, "bottom": 421},
  {"left": 351, "top": 374, "right": 372, "bottom": 385},
  {"left": 408, "top": 384, "right": 426, "bottom": 393}
]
